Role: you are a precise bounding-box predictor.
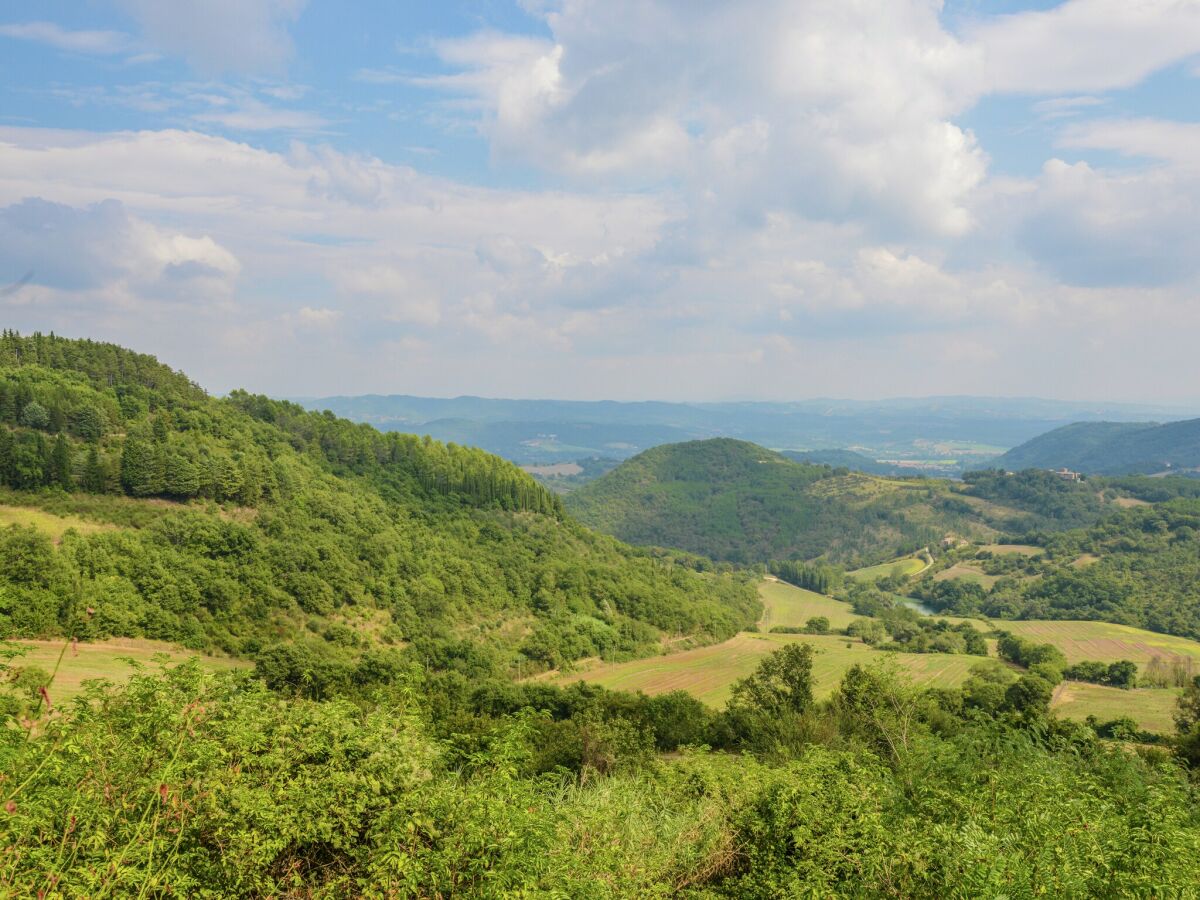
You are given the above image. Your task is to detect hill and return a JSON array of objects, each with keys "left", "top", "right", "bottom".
[
  {"left": 564, "top": 439, "right": 1129, "bottom": 565},
  {"left": 994, "top": 418, "right": 1200, "bottom": 474},
  {"left": 0, "top": 331, "right": 757, "bottom": 685},
  {"left": 299, "top": 392, "right": 1189, "bottom": 468}
]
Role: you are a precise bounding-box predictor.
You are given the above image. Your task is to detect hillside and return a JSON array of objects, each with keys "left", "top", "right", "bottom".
[
  {"left": 565, "top": 439, "right": 999, "bottom": 565},
  {"left": 0, "top": 331, "right": 757, "bottom": 684},
  {"left": 564, "top": 439, "right": 1136, "bottom": 565},
  {"left": 995, "top": 418, "right": 1200, "bottom": 474}
]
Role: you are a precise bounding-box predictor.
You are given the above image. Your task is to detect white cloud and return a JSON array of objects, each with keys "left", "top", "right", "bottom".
[
  {"left": 0, "top": 196, "right": 239, "bottom": 306},
  {"left": 112, "top": 0, "right": 307, "bottom": 74},
  {"left": 964, "top": 0, "right": 1200, "bottom": 95},
  {"left": 0, "top": 21, "right": 132, "bottom": 55}
]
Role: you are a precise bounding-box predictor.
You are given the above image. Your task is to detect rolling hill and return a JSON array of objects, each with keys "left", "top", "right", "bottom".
[
  {"left": 994, "top": 418, "right": 1200, "bottom": 475},
  {"left": 0, "top": 331, "right": 757, "bottom": 683}
]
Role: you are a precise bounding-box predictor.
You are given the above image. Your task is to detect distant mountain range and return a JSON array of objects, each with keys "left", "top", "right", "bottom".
[
  {"left": 294, "top": 394, "right": 1195, "bottom": 470},
  {"left": 994, "top": 418, "right": 1200, "bottom": 475}
]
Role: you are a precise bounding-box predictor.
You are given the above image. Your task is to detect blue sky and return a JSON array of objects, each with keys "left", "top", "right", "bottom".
[{"left": 1, "top": 1, "right": 1199, "bottom": 402}]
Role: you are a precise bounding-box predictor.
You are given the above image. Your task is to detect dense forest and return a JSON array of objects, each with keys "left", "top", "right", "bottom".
[
  {"left": 0, "top": 332, "right": 757, "bottom": 677},
  {"left": 566, "top": 440, "right": 1124, "bottom": 566}
]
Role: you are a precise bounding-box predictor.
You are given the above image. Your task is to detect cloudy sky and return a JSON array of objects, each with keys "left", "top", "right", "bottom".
[{"left": 2, "top": 1, "right": 1199, "bottom": 402}]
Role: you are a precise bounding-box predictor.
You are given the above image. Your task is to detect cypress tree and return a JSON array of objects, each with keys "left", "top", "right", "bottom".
[{"left": 82, "top": 446, "right": 106, "bottom": 493}]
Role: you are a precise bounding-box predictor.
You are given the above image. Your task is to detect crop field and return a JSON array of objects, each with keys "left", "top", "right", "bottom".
[
  {"left": 7, "top": 638, "right": 248, "bottom": 704},
  {"left": 556, "top": 632, "right": 979, "bottom": 707},
  {"left": 0, "top": 503, "right": 116, "bottom": 542},
  {"left": 1051, "top": 682, "right": 1182, "bottom": 734},
  {"left": 847, "top": 556, "right": 928, "bottom": 582},
  {"left": 992, "top": 620, "right": 1200, "bottom": 666},
  {"left": 758, "top": 579, "right": 859, "bottom": 630}
]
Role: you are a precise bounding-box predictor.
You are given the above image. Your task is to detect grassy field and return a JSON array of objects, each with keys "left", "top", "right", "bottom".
[
  {"left": 933, "top": 564, "right": 1000, "bottom": 589},
  {"left": 1051, "top": 682, "right": 1182, "bottom": 734},
  {"left": 547, "top": 579, "right": 1200, "bottom": 732},
  {"left": 991, "top": 619, "right": 1200, "bottom": 666},
  {"left": 758, "top": 579, "right": 859, "bottom": 630},
  {"left": 979, "top": 543, "right": 1043, "bottom": 556},
  {"left": 0, "top": 503, "right": 117, "bottom": 541},
  {"left": 556, "top": 631, "right": 979, "bottom": 707},
  {"left": 7, "top": 638, "right": 248, "bottom": 705},
  {"left": 846, "top": 556, "right": 928, "bottom": 582}
]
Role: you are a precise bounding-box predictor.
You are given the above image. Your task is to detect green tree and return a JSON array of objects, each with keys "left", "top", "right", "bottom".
[
  {"left": 82, "top": 446, "right": 106, "bottom": 492},
  {"left": 19, "top": 400, "right": 49, "bottom": 430},
  {"left": 120, "top": 432, "right": 164, "bottom": 496},
  {"left": 731, "top": 643, "right": 815, "bottom": 716},
  {"left": 49, "top": 434, "right": 72, "bottom": 490}
]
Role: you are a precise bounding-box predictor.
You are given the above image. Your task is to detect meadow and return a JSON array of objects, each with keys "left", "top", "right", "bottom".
[
  {"left": 554, "top": 579, "right": 1200, "bottom": 732},
  {"left": 757, "top": 578, "right": 859, "bottom": 630},
  {"left": 846, "top": 556, "right": 928, "bottom": 582},
  {"left": 7, "top": 638, "right": 248, "bottom": 704},
  {"left": 0, "top": 502, "right": 116, "bottom": 541}
]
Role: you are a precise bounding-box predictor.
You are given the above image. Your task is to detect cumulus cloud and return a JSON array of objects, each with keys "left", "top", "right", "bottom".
[
  {"left": 427, "top": 0, "right": 986, "bottom": 238},
  {"left": 0, "top": 197, "right": 239, "bottom": 304}
]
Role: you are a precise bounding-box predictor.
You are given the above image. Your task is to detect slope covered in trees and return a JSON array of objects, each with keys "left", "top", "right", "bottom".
[
  {"left": 994, "top": 418, "right": 1200, "bottom": 474},
  {"left": 565, "top": 439, "right": 1121, "bottom": 565},
  {"left": 0, "top": 331, "right": 757, "bottom": 677}
]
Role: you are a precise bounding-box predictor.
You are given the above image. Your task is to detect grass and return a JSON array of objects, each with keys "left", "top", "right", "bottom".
[
  {"left": 933, "top": 564, "right": 999, "bottom": 589},
  {"left": 6, "top": 638, "right": 248, "bottom": 705},
  {"left": 1051, "top": 682, "right": 1182, "bottom": 734},
  {"left": 556, "top": 632, "right": 979, "bottom": 707},
  {"left": 979, "top": 543, "right": 1043, "bottom": 556},
  {"left": 0, "top": 503, "right": 117, "bottom": 542},
  {"left": 847, "top": 556, "right": 927, "bottom": 582},
  {"left": 989, "top": 619, "right": 1200, "bottom": 666},
  {"left": 758, "top": 579, "right": 859, "bottom": 630}
]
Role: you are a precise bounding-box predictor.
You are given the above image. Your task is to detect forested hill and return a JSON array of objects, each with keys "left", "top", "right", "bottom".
[
  {"left": 0, "top": 331, "right": 757, "bottom": 683},
  {"left": 994, "top": 418, "right": 1200, "bottom": 474},
  {"left": 565, "top": 439, "right": 1128, "bottom": 565}
]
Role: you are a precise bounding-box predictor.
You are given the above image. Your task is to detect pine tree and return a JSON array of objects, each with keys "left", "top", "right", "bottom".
[
  {"left": 50, "top": 434, "right": 73, "bottom": 490},
  {"left": 82, "top": 446, "right": 106, "bottom": 493},
  {"left": 0, "top": 427, "right": 13, "bottom": 487}
]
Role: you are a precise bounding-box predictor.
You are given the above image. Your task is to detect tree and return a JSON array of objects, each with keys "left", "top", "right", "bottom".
[
  {"left": 49, "top": 434, "right": 72, "bottom": 490},
  {"left": 71, "top": 405, "right": 105, "bottom": 442},
  {"left": 120, "top": 432, "right": 164, "bottom": 496},
  {"left": 1175, "top": 676, "right": 1200, "bottom": 768},
  {"left": 82, "top": 446, "right": 106, "bottom": 493},
  {"left": 19, "top": 400, "right": 49, "bottom": 430},
  {"left": 1004, "top": 674, "right": 1053, "bottom": 720},
  {"left": 804, "top": 616, "right": 831, "bottom": 635},
  {"left": 730, "top": 643, "right": 815, "bottom": 716}
]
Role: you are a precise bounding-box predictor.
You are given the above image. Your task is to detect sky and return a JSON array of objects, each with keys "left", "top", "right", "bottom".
[{"left": 1, "top": 0, "right": 1199, "bottom": 403}]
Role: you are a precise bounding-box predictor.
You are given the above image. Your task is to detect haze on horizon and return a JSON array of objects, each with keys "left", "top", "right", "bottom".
[{"left": 2, "top": 1, "right": 1200, "bottom": 405}]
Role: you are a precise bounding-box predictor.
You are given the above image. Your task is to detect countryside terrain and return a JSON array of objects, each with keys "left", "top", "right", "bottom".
[{"left": 1, "top": 333, "right": 1199, "bottom": 896}]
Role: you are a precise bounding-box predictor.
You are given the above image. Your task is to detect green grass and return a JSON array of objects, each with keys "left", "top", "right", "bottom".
[
  {"left": 556, "top": 632, "right": 979, "bottom": 707},
  {"left": 6, "top": 638, "right": 248, "bottom": 704},
  {"left": 758, "top": 579, "right": 859, "bottom": 630},
  {"left": 847, "top": 556, "right": 927, "bottom": 582},
  {"left": 1051, "top": 682, "right": 1182, "bottom": 734},
  {"left": 933, "top": 564, "right": 1000, "bottom": 589},
  {"left": 0, "top": 503, "right": 117, "bottom": 541}
]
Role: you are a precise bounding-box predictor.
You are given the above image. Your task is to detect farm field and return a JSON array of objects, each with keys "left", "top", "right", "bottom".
[
  {"left": 758, "top": 579, "right": 859, "bottom": 630},
  {"left": 846, "top": 556, "right": 928, "bottom": 582},
  {"left": 556, "top": 631, "right": 977, "bottom": 707},
  {"left": 7, "top": 638, "right": 248, "bottom": 704},
  {"left": 991, "top": 619, "right": 1200, "bottom": 666},
  {"left": 1051, "top": 682, "right": 1182, "bottom": 734},
  {"left": 0, "top": 503, "right": 116, "bottom": 541},
  {"left": 933, "top": 564, "right": 999, "bottom": 588}
]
